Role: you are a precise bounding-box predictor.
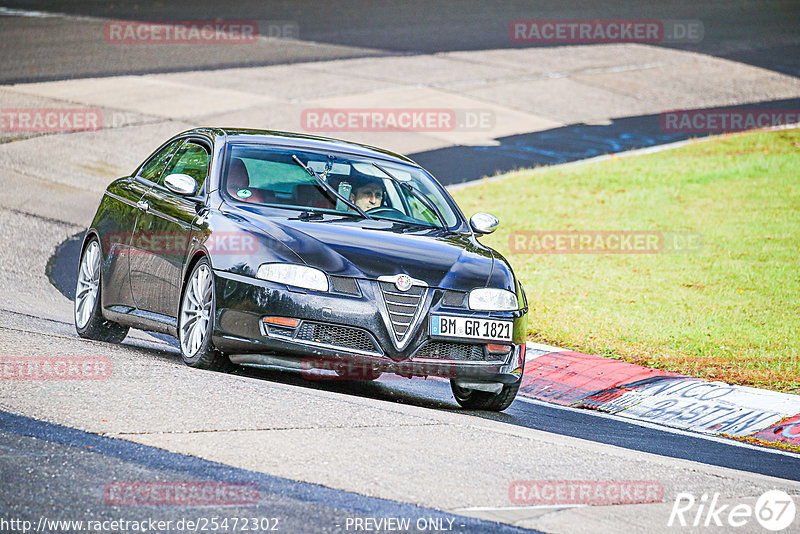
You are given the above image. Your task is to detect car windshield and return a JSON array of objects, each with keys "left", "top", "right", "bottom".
[{"left": 222, "top": 144, "right": 460, "bottom": 228}]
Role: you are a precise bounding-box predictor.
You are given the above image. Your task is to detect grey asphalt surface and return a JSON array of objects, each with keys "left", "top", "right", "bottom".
[
  {"left": 235, "top": 366, "right": 800, "bottom": 483},
  {"left": 1, "top": 0, "right": 799, "bottom": 83},
  {"left": 1, "top": 410, "right": 537, "bottom": 533},
  {"left": 2, "top": 350, "right": 798, "bottom": 533},
  {"left": 2, "top": 1, "right": 797, "bottom": 185},
  {"left": 2, "top": 2, "right": 800, "bottom": 532},
  {"left": 10, "top": 304, "right": 793, "bottom": 533}
]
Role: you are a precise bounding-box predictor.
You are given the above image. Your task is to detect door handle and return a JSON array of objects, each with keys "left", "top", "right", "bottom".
[{"left": 137, "top": 200, "right": 149, "bottom": 212}]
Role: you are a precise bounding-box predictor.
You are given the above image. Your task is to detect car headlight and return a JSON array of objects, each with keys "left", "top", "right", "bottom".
[
  {"left": 468, "top": 288, "right": 518, "bottom": 311},
  {"left": 257, "top": 263, "right": 329, "bottom": 292}
]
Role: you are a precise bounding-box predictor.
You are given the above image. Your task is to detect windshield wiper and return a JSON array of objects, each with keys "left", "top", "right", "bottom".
[
  {"left": 371, "top": 162, "right": 447, "bottom": 229},
  {"left": 297, "top": 210, "right": 365, "bottom": 222},
  {"left": 292, "top": 155, "right": 372, "bottom": 220},
  {"left": 297, "top": 210, "right": 325, "bottom": 220}
]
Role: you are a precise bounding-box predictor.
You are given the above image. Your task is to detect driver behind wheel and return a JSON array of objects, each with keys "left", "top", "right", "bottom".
[{"left": 350, "top": 178, "right": 384, "bottom": 212}]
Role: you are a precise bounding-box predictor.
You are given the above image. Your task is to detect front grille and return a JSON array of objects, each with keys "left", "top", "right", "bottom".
[
  {"left": 414, "top": 341, "right": 486, "bottom": 361},
  {"left": 379, "top": 281, "right": 425, "bottom": 341},
  {"left": 296, "top": 322, "right": 380, "bottom": 354}
]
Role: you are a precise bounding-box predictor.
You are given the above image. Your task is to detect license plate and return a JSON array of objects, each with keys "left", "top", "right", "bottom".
[{"left": 429, "top": 315, "right": 513, "bottom": 341}]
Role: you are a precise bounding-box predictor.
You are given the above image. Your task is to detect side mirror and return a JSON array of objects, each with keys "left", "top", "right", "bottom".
[
  {"left": 164, "top": 173, "right": 198, "bottom": 196},
  {"left": 470, "top": 212, "right": 499, "bottom": 235}
]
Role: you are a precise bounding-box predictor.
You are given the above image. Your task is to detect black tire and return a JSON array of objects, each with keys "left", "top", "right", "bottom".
[
  {"left": 450, "top": 378, "right": 521, "bottom": 411},
  {"left": 178, "top": 258, "right": 233, "bottom": 372},
  {"left": 74, "top": 238, "right": 129, "bottom": 343}
]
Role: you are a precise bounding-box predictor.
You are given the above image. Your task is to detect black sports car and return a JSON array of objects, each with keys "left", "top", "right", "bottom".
[{"left": 75, "top": 128, "right": 528, "bottom": 411}]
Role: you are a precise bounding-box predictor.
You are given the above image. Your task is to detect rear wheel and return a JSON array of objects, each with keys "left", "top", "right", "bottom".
[
  {"left": 178, "top": 259, "right": 232, "bottom": 371},
  {"left": 75, "top": 238, "right": 129, "bottom": 343},
  {"left": 450, "top": 379, "right": 521, "bottom": 411}
]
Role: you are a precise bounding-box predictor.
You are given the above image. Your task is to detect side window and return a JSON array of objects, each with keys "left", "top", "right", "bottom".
[
  {"left": 138, "top": 140, "right": 182, "bottom": 184},
  {"left": 162, "top": 142, "right": 210, "bottom": 191}
]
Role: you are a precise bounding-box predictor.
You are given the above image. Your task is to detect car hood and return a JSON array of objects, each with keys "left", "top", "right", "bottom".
[{"left": 239, "top": 211, "right": 497, "bottom": 289}]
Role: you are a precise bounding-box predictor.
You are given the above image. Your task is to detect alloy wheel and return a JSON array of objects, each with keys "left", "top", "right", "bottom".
[
  {"left": 75, "top": 240, "right": 101, "bottom": 329},
  {"left": 180, "top": 263, "right": 213, "bottom": 357}
]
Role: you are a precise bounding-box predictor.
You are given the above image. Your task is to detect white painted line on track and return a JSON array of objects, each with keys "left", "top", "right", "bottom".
[
  {"left": 515, "top": 396, "right": 800, "bottom": 459},
  {"left": 525, "top": 341, "right": 566, "bottom": 354},
  {"left": 0, "top": 7, "right": 59, "bottom": 17},
  {"left": 0, "top": 6, "right": 95, "bottom": 20},
  {"left": 454, "top": 504, "right": 587, "bottom": 512}
]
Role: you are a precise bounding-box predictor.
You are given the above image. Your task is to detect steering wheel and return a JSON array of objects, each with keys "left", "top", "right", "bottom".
[{"left": 366, "top": 207, "right": 406, "bottom": 218}]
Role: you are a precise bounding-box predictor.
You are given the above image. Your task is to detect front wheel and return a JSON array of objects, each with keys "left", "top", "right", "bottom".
[
  {"left": 178, "top": 259, "right": 232, "bottom": 371},
  {"left": 450, "top": 379, "right": 521, "bottom": 411},
  {"left": 75, "top": 238, "right": 129, "bottom": 343}
]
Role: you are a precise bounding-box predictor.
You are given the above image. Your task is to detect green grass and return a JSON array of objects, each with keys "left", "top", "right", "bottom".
[{"left": 451, "top": 129, "right": 800, "bottom": 393}]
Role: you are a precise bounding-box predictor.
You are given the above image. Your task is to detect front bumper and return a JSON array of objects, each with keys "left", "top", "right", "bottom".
[{"left": 211, "top": 270, "right": 528, "bottom": 382}]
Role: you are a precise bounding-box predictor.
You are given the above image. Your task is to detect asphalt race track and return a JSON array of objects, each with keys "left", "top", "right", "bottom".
[
  {"left": 1, "top": 411, "right": 534, "bottom": 534},
  {"left": 3, "top": 1, "right": 800, "bottom": 185},
  {"left": 2, "top": 0, "right": 799, "bottom": 83},
  {"left": 2, "top": 1, "right": 800, "bottom": 533}
]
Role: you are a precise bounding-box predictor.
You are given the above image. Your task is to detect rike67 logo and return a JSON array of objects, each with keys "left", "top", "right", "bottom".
[{"left": 669, "top": 490, "right": 796, "bottom": 531}]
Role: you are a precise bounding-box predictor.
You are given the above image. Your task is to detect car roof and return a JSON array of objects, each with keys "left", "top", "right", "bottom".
[{"left": 186, "top": 127, "right": 418, "bottom": 167}]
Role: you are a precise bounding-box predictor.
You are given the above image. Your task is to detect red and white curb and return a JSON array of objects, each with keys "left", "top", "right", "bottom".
[{"left": 521, "top": 342, "right": 800, "bottom": 448}]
